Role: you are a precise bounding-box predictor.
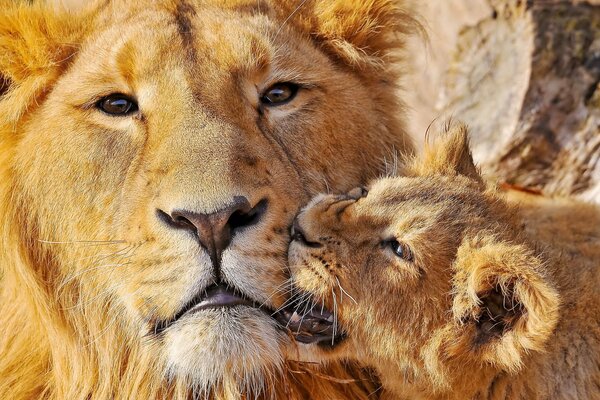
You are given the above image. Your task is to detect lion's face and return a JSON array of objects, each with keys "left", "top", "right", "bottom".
[{"left": 2, "top": 0, "right": 415, "bottom": 394}]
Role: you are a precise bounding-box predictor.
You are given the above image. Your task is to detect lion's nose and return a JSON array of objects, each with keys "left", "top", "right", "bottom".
[{"left": 159, "top": 197, "right": 267, "bottom": 264}]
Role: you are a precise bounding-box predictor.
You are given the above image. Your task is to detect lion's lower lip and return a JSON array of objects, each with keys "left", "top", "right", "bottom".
[
  {"left": 152, "top": 283, "right": 267, "bottom": 335},
  {"left": 188, "top": 285, "right": 254, "bottom": 313}
]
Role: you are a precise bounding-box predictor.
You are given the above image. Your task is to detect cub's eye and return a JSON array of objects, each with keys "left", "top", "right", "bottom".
[
  {"left": 384, "top": 239, "right": 413, "bottom": 261},
  {"left": 260, "top": 82, "right": 299, "bottom": 106},
  {"left": 347, "top": 186, "right": 368, "bottom": 200},
  {"left": 97, "top": 94, "right": 139, "bottom": 116}
]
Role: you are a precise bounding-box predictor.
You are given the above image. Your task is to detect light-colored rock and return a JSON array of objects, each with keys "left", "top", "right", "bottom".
[{"left": 406, "top": 1, "right": 600, "bottom": 201}]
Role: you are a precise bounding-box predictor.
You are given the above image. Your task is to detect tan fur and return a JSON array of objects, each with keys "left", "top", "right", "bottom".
[
  {"left": 288, "top": 124, "right": 600, "bottom": 399},
  {"left": 0, "top": 0, "right": 419, "bottom": 398}
]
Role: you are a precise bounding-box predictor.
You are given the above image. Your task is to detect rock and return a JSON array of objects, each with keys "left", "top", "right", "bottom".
[{"left": 407, "top": 1, "right": 600, "bottom": 202}]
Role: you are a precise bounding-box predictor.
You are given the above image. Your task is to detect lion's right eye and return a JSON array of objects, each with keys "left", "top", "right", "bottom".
[
  {"left": 260, "top": 82, "right": 299, "bottom": 106},
  {"left": 383, "top": 239, "right": 413, "bottom": 262},
  {"left": 97, "top": 94, "right": 139, "bottom": 116}
]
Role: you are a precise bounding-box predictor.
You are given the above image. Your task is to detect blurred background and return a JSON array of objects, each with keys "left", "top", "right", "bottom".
[{"left": 404, "top": 0, "right": 600, "bottom": 202}]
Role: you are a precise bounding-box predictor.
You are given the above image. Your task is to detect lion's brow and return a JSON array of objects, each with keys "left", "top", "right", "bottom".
[{"left": 174, "top": 0, "right": 198, "bottom": 62}]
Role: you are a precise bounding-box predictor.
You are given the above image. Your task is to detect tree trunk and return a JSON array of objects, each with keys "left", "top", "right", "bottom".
[{"left": 406, "top": 0, "right": 600, "bottom": 201}]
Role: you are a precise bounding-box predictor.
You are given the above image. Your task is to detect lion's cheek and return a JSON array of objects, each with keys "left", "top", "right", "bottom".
[{"left": 163, "top": 308, "right": 286, "bottom": 390}]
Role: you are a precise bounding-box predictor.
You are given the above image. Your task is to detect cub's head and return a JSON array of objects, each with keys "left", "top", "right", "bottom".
[
  {"left": 287, "top": 124, "right": 560, "bottom": 389},
  {"left": 0, "top": 0, "right": 419, "bottom": 397}
]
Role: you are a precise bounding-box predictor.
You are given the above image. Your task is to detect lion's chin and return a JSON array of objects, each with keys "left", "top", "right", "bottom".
[{"left": 164, "top": 306, "right": 286, "bottom": 394}]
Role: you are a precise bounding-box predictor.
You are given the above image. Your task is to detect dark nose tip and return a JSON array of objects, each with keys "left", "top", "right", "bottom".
[
  {"left": 291, "top": 219, "right": 322, "bottom": 248},
  {"left": 346, "top": 186, "right": 368, "bottom": 200},
  {"left": 159, "top": 197, "right": 267, "bottom": 264}
]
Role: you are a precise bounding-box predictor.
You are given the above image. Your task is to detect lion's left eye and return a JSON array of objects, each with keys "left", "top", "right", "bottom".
[
  {"left": 384, "top": 239, "right": 413, "bottom": 261},
  {"left": 260, "top": 82, "right": 298, "bottom": 106},
  {"left": 97, "top": 94, "right": 139, "bottom": 116}
]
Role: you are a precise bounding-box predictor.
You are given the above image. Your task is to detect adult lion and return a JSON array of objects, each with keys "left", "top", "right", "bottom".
[{"left": 0, "top": 0, "right": 417, "bottom": 398}]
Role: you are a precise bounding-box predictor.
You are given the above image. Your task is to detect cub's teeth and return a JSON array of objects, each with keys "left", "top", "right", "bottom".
[
  {"left": 289, "top": 311, "right": 302, "bottom": 324},
  {"left": 275, "top": 303, "right": 343, "bottom": 345}
]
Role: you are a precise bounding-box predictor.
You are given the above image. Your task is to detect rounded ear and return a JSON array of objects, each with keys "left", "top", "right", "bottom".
[
  {"left": 279, "top": 0, "right": 422, "bottom": 70},
  {"left": 450, "top": 234, "right": 559, "bottom": 372},
  {"left": 407, "top": 121, "right": 483, "bottom": 185}
]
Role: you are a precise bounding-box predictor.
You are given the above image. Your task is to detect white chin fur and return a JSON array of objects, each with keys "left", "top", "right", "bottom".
[{"left": 164, "top": 307, "right": 285, "bottom": 395}]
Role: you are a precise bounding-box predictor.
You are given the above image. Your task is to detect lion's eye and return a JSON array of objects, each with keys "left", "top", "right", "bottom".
[
  {"left": 260, "top": 83, "right": 298, "bottom": 106},
  {"left": 97, "top": 94, "right": 139, "bottom": 116},
  {"left": 384, "top": 239, "right": 413, "bottom": 261}
]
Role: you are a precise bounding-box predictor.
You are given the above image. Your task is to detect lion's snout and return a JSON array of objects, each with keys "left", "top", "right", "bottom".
[{"left": 156, "top": 196, "right": 268, "bottom": 266}]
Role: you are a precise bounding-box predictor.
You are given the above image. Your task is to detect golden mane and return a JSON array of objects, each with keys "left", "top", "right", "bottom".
[{"left": 0, "top": 1, "right": 420, "bottom": 398}]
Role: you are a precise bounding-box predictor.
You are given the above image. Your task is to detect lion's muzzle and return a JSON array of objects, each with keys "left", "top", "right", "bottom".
[{"left": 157, "top": 196, "right": 268, "bottom": 268}]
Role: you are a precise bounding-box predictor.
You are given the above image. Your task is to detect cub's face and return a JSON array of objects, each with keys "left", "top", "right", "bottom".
[
  {"left": 287, "top": 175, "right": 491, "bottom": 363},
  {"left": 287, "top": 128, "right": 559, "bottom": 389},
  {"left": 6, "top": 0, "right": 412, "bottom": 392}
]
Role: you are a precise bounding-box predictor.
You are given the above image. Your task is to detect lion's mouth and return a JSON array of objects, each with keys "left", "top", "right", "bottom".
[
  {"left": 153, "top": 283, "right": 268, "bottom": 334},
  {"left": 275, "top": 300, "right": 346, "bottom": 348},
  {"left": 189, "top": 284, "right": 256, "bottom": 311},
  {"left": 152, "top": 284, "right": 345, "bottom": 347}
]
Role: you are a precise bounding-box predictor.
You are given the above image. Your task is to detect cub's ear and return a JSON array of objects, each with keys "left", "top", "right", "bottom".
[
  {"left": 0, "top": 3, "right": 92, "bottom": 122},
  {"left": 407, "top": 122, "right": 483, "bottom": 184},
  {"left": 282, "top": 0, "right": 421, "bottom": 69},
  {"left": 450, "top": 234, "right": 559, "bottom": 372}
]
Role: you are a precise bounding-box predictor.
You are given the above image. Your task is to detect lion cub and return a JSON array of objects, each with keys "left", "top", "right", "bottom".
[{"left": 286, "top": 125, "right": 600, "bottom": 399}]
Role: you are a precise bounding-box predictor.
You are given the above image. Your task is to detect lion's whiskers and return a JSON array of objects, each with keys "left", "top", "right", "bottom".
[
  {"left": 56, "top": 243, "right": 142, "bottom": 295},
  {"left": 259, "top": 277, "right": 294, "bottom": 309},
  {"left": 286, "top": 292, "right": 313, "bottom": 331},
  {"left": 58, "top": 244, "right": 148, "bottom": 311},
  {"left": 84, "top": 307, "right": 126, "bottom": 348},
  {"left": 72, "top": 243, "right": 140, "bottom": 263},
  {"left": 294, "top": 293, "right": 316, "bottom": 334},
  {"left": 57, "top": 261, "right": 134, "bottom": 294},
  {"left": 331, "top": 287, "right": 338, "bottom": 344},
  {"left": 303, "top": 170, "right": 332, "bottom": 194},
  {"left": 271, "top": 287, "right": 305, "bottom": 316},
  {"left": 38, "top": 239, "right": 127, "bottom": 246},
  {"left": 335, "top": 276, "right": 357, "bottom": 305},
  {"left": 380, "top": 145, "right": 402, "bottom": 178},
  {"left": 60, "top": 277, "right": 131, "bottom": 311}
]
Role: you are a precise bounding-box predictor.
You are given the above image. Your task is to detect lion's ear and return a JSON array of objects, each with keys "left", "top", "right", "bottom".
[
  {"left": 285, "top": 0, "right": 420, "bottom": 69},
  {"left": 450, "top": 235, "right": 560, "bottom": 372},
  {"left": 407, "top": 122, "right": 483, "bottom": 184},
  {"left": 0, "top": 3, "right": 91, "bottom": 122}
]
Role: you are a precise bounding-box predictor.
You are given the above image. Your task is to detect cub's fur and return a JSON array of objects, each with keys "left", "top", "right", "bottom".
[{"left": 288, "top": 124, "right": 600, "bottom": 399}]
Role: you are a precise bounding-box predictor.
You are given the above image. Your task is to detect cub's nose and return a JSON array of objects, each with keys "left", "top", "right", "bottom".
[
  {"left": 158, "top": 197, "right": 267, "bottom": 263},
  {"left": 291, "top": 219, "right": 323, "bottom": 248},
  {"left": 346, "top": 186, "right": 368, "bottom": 200}
]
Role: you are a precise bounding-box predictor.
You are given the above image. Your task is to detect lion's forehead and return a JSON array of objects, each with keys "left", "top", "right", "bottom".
[{"left": 79, "top": 7, "right": 273, "bottom": 79}]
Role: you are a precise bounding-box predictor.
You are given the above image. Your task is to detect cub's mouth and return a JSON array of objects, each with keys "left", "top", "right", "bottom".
[{"left": 275, "top": 297, "right": 346, "bottom": 349}]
